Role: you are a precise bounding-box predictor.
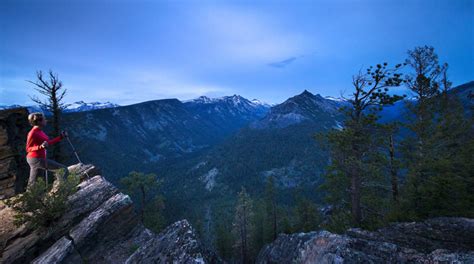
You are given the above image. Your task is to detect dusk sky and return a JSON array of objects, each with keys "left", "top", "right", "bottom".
[{"left": 1, "top": 0, "right": 473, "bottom": 106}]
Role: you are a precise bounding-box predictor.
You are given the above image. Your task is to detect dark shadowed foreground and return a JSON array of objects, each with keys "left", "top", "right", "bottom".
[{"left": 257, "top": 217, "right": 474, "bottom": 263}]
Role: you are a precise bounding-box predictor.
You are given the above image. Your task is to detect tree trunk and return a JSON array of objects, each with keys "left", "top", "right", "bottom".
[
  {"left": 351, "top": 121, "right": 362, "bottom": 226},
  {"left": 389, "top": 135, "right": 399, "bottom": 202},
  {"left": 52, "top": 108, "right": 62, "bottom": 162},
  {"left": 351, "top": 171, "right": 362, "bottom": 226}
]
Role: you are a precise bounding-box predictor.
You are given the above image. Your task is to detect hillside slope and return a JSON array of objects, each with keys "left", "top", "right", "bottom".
[{"left": 61, "top": 96, "right": 269, "bottom": 182}]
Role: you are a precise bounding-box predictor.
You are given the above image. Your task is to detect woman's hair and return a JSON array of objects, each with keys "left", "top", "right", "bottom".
[{"left": 28, "top": 112, "right": 45, "bottom": 126}]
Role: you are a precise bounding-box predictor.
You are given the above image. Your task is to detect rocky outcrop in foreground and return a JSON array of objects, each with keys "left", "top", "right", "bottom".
[
  {"left": 0, "top": 108, "right": 29, "bottom": 199},
  {"left": 257, "top": 217, "right": 474, "bottom": 263},
  {"left": 0, "top": 164, "right": 219, "bottom": 264}
]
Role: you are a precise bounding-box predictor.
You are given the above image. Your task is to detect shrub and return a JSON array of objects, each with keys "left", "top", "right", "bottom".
[{"left": 5, "top": 171, "right": 80, "bottom": 229}]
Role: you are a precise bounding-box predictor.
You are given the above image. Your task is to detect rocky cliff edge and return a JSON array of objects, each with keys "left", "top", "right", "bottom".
[
  {"left": 257, "top": 217, "right": 474, "bottom": 263},
  {"left": 0, "top": 163, "right": 220, "bottom": 264}
]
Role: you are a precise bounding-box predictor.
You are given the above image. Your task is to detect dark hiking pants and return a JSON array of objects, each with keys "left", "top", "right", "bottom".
[{"left": 26, "top": 157, "right": 69, "bottom": 189}]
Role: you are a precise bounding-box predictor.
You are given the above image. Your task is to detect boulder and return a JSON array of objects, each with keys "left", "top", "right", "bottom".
[
  {"left": 257, "top": 218, "right": 474, "bottom": 264},
  {"left": 125, "top": 219, "right": 221, "bottom": 264}
]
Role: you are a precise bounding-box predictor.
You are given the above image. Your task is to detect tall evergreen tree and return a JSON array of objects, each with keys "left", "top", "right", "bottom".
[
  {"left": 401, "top": 47, "right": 474, "bottom": 218},
  {"left": 321, "top": 62, "right": 404, "bottom": 228},
  {"left": 120, "top": 171, "right": 162, "bottom": 222},
  {"left": 232, "top": 187, "right": 254, "bottom": 264},
  {"left": 215, "top": 218, "right": 234, "bottom": 260},
  {"left": 251, "top": 199, "right": 266, "bottom": 253}
]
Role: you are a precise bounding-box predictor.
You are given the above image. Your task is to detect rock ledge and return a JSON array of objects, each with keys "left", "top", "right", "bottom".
[
  {"left": 257, "top": 217, "right": 474, "bottom": 263},
  {"left": 0, "top": 166, "right": 219, "bottom": 264}
]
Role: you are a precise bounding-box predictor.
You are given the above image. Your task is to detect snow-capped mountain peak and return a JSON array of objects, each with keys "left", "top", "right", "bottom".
[
  {"left": 220, "top": 94, "right": 245, "bottom": 106},
  {"left": 65, "top": 101, "right": 119, "bottom": 112},
  {"left": 0, "top": 101, "right": 119, "bottom": 113},
  {"left": 184, "top": 94, "right": 271, "bottom": 109},
  {"left": 251, "top": 99, "right": 272, "bottom": 107},
  {"left": 185, "top": 96, "right": 217, "bottom": 104}
]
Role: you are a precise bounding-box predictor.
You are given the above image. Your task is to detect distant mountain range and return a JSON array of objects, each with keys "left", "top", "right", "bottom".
[
  {"left": 65, "top": 101, "right": 120, "bottom": 112},
  {"left": 0, "top": 101, "right": 120, "bottom": 113},
  {"left": 1, "top": 96, "right": 273, "bottom": 114},
  {"left": 159, "top": 89, "right": 348, "bottom": 221},
  {"left": 59, "top": 95, "right": 270, "bottom": 183},
  {"left": 57, "top": 90, "right": 349, "bottom": 223},
  {"left": 4, "top": 82, "right": 471, "bottom": 225}
]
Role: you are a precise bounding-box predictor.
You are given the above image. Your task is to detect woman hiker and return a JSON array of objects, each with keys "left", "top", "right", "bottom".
[{"left": 26, "top": 112, "right": 69, "bottom": 191}]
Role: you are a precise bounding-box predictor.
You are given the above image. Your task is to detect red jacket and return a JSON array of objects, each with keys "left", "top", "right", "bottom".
[{"left": 26, "top": 126, "right": 63, "bottom": 159}]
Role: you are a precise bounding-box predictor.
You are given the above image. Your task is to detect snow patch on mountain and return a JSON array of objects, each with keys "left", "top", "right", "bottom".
[
  {"left": 184, "top": 96, "right": 217, "bottom": 104},
  {"left": 184, "top": 94, "right": 270, "bottom": 109},
  {"left": 66, "top": 101, "right": 119, "bottom": 112},
  {"left": 251, "top": 99, "right": 270, "bottom": 106}
]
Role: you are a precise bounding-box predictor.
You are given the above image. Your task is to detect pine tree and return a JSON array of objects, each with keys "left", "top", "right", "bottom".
[
  {"left": 321, "top": 62, "right": 404, "bottom": 228},
  {"left": 120, "top": 171, "right": 162, "bottom": 222},
  {"left": 232, "top": 187, "right": 254, "bottom": 264},
  {"left": 215, "top": 218, "right": 234, "bottom": 260},
  {"left": 399, "top": 46, "right": 474, "bottom": 219},
  {"left": 400, "top": 51, "right": 474, "bottom": 218},
  {"left": 401, "top": 47, "right": 443, "bottom": 216},
  {"left": 251, "top": 199, "right": 266, "bottom": 252}
]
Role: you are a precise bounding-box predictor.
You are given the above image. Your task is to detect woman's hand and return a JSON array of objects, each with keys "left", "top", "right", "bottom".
[
  {"left": 61, "top": 130, "right": 68, "bottom": 138},
  {"left": 40, "top": 141, "right": 49, "bottom": 149}
]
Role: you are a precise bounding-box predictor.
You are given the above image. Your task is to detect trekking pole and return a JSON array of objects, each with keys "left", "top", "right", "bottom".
[
  {"left": 44, "top": 149, "right": 49, "bottom": 188},
  {"left": 64, "top": 133, "right": 91, "bottom": 179}
]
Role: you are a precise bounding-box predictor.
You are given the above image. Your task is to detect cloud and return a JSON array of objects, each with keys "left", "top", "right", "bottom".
[
  {"left": 267, "top": 51, "right": 318, "bottom": 68},
  {"left": 268, "top": 56, "right": 299, "bottom": 68}
]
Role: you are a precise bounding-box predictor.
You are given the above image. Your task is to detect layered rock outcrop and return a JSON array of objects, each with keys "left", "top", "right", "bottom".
[
  {"left": 0, "top": 108, "right": 29, "bottom": 199},
  {"left": 257, "top": 217, "right": 474, "bottom": 263},
  {"left": 0, "top": 164, "right": 220, "bottom": 264}
]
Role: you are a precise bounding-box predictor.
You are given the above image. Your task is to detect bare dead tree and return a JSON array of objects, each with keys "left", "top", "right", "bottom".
[{"left": 28, "top": 70, "right": 68, "bottom": 161}]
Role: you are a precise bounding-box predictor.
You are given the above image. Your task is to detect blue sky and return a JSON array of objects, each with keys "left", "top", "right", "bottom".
[{"left": 1, "top": 0, "right": 473, "bottom": 106}]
